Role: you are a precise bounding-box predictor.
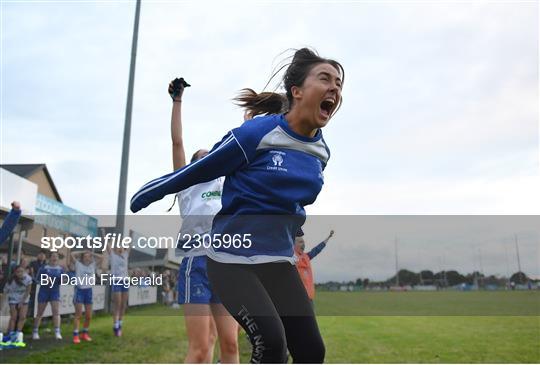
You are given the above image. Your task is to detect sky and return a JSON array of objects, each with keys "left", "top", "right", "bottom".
[{"left": 1, "top": 1, "right": 539, "bottom": 280}]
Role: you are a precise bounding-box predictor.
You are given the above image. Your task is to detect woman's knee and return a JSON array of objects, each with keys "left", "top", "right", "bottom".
[
  {"left": 291, "top": 336, "right": 325, "bottom": 363},
  {"left": 250, "top": 333, "right": 287, "bottom": 363},
  {"left": 219, "top": 336, "right": 238, "bottom": 357},
  {"left": 188, "top": 341, "right": 212, "bottom": 362}
]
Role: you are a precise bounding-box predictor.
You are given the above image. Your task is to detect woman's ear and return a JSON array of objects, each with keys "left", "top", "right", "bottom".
[
  {"left": 291, "top": 85, "right": 303, "bottom": 101},
  {"left": 243, "top": 110, "right": 253, "bottom": 121}
]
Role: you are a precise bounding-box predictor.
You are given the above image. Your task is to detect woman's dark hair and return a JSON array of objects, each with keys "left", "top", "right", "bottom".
[
  {"left": 235, "top": 47, "right": 344, "bottom": 117},
  {"left": 9, "top": 265, "right": 24, "bottom": 286},
  {"left": 190, "top": 149, "right": 205, "bottom": 163},
  {"left": 167, "top": 149, "right": 207, "bottom": 212},
  {"left": 234, "top": 88, "right": 288, "bottom": 118}
]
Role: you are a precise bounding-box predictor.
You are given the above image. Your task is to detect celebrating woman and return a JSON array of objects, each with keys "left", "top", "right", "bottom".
[
  {"left": 168, "top": 77, "right": 239, "bottom": 363},
  {"left": 4, "top": 265, "right": 32, "bottom": 347},
  {"left": 131, "top": 48, "right": 343, "bottom": 363},
  {"left": 70, "top": 250, "right": 102, "bottom": 344},
  {"left": 33, "top": 252, "right": 65, "bottom": 340}
]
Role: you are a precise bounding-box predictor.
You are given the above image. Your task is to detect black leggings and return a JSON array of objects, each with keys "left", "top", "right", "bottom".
[{"left": 207, "top": 259, "right": 325, "bottom": 364}]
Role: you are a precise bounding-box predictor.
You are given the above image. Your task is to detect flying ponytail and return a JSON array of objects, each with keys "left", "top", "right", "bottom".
[{"left": 234, "top": 88, "right": 288, "bottom": 118}]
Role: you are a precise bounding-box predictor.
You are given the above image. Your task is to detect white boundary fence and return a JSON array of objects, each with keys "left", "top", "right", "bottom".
[{"left": 0, "top": 284, "right": 158, "bottom": 331}]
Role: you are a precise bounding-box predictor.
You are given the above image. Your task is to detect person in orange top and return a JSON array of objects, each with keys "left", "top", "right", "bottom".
[{"left": 294, "top": 228, "right": 334, "bottom": 303}]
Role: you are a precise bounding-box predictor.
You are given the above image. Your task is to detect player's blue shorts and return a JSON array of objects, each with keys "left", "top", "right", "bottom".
[
  {"left": 73, "top": 287, "right": 93, "bottom": 305},
  {"left": 177, "top": 256, "right": 220, "bottom": 305},
  {"left": 37, "top": 287, "right": 60, "bottom": 303},
  {"left": 8, "top": 298, "right": 30, "bottom": 305},
  {"left": 112, "top": 283, "right": 130, "bottom": 293}
]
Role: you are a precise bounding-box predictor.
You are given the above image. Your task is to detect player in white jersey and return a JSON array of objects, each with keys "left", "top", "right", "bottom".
[
  {"left": 70, "top": 250, "right": 103, "bottom": 344},
  {"left": 168, "top": 78, "right": 239, "bottom": 363},
  {"left": 108, "top": 247, "right": 130, "bottom": 337},
  {"left": 33, "top": 252, "right": 65, "bottom": 340},
  {"left": 109, "top": 247, "right": 129, "bottom": 337},
  {"left": 3, "top": 265, "right": 32, "bottom": 347}
]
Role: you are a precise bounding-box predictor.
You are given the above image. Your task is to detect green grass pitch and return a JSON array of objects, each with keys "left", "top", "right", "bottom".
[{"left": 3, "top": 290, "right": 539, "bottom": 363}]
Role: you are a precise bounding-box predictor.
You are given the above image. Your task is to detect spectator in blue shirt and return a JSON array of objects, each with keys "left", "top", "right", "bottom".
[{"left": 0, "top": 201, "right": 21, "bottom": 245}]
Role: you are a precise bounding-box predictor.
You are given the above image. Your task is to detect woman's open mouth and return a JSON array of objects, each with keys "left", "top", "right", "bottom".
[{"left": 319, "top": 98, "right": 336, "bottom": 120}]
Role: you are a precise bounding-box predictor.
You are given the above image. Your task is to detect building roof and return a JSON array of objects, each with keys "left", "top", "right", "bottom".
[{"left": 0, "top": 164, "right": 62, "bottom": 202}]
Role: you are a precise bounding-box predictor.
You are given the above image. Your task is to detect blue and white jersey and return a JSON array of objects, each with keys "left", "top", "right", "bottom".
[
  {"left": 131, "top": 114, "right": 330, "bottom": 264},
  {"left": 5, "top": 274, "right": 32, "bottom": 304},
  {"left": 37, "top": 265, "right": 64, "bottom": 291},
  {"left": 75, "top": 260, "right": 96, "bottom": 289},
  {"left": 176, "top": 177, "right": 224, "bottom": 257}
]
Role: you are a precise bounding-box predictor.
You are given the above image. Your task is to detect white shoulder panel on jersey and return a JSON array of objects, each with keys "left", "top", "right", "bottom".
[{"left": 255, "top": 126, "right": 330, "bottom": 163}]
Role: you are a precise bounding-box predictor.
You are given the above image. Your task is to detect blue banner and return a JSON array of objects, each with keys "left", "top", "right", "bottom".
[{"left": 35, "top": 194, "right": 98, "bottom": 236}]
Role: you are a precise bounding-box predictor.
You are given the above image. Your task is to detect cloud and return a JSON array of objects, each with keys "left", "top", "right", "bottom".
[
  {"left": 1, "top": 2, "right": 538, "bottom": 281},
  {"left": 310, "top": 172, "right": 540, "bottom": 215}
]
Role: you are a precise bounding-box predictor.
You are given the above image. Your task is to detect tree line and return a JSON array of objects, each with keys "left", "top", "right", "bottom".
[{"left": 318, "top": 270, "right": 534, "bottom": 288}]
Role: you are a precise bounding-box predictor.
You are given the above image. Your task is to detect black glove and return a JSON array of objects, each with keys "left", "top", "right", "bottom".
[{"left": 169, "top": 77, "right": 191, "bottom": 100}]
